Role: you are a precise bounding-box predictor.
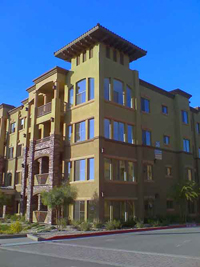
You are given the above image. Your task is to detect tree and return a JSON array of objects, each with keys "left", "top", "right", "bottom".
[
  {"left": 0, "top": 190, "right": 11, "bottom": 207},
  {"left": 171, "top": 180, "right": 200, "bottom": 222},
  {"left": 41, "top": 184, "right": 77, "bottom": 225}
]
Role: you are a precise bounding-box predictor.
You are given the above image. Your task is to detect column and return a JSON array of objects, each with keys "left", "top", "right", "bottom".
[{"left": 26, "top": 140, "right": 35, "bottom": 222}]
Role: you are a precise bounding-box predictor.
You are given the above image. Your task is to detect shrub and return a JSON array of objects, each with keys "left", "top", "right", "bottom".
[
  {"left": 31, "top": 222, "right": 39, "bottom": 228},
  {"left": 105, "top": 220, "right": 121, "bottom": 230},
  {"left": 93, "top": 220, "right": 104, "bottom": 229},
  {"left": 57, "top": 218, "right": 67, "bottom": 230},
  {"left": 10, "top": 221, "right": 23, "bottom": 233},
  {"left": 10, "top": 214, "right": 19, "bottom": 221},
  {"left": 4, "top": 214, "right": 11, "bottom": 221},
  {"left": 79, "top": 221, "right": 91, "bottom": 231},
  {"left": 135, "top": 221, "right": 144, "bottom": 228},
  {"left": 121, "top": 218, "right": 136, "bottom": 228},
  {"left": 71, "top": 220, "right": 81, "bottom": 230}
]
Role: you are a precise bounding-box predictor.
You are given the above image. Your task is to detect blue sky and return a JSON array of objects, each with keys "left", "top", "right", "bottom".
[{"left": 0, "top": 0, "right": 200, "bottom": 107}]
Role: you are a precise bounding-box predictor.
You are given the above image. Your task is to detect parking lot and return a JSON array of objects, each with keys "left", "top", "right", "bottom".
[{"left": 1, "top": 227, "right": 200, "bottom": 267}]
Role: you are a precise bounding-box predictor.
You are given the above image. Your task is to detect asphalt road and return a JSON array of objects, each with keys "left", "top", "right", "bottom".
[{"left": 1, "top": 227, "right": 200, "bottom": 267}]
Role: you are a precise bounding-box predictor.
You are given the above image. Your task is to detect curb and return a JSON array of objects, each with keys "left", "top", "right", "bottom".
[
  {"left": 0, "top": 234, "right": 27, "bottom": 240},
  {"left": 26, "top": 234, "right": 45, "bottom": 241},
  {"left": 45, "top": 223, "right": 200, "bottom": 241}
]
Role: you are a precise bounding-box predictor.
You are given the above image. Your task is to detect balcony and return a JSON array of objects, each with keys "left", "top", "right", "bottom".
[
  {"left": 34, "top": 173, "right": 49, "bottom": 186},
  {"left": 35, "top": 136, "right": 50, "bottom": 150},
  {"left": 33, "top": 211, "right": 48, "bottom": 223},
  {"left": 37, "top": 102, "right": 51, "bottom": 118}
]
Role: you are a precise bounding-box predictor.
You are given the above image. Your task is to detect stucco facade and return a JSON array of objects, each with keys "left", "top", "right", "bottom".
[{"left": 0, "top": 24, "right": 200, "bottom": 223}]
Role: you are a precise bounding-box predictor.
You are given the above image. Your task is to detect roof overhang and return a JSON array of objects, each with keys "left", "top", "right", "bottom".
[
  {"left": 170, "top": 89, "right": 192, "bottom": 99},
  {"left": 54, "top": 23, "right": 147, "bottom": 63}
]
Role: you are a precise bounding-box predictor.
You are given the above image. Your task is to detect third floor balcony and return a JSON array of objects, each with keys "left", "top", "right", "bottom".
[{"left": 37, "top": 102, "right": 52, "bottom": 118}]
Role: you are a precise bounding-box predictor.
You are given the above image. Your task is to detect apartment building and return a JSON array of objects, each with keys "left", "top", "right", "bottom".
[{"left": 0, "top": 24, "right": 199, "bottom": 224}]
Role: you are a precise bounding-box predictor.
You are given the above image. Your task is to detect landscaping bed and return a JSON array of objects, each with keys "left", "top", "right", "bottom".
[{"left": 1, "top": 215, "right": 199, "bottom": 239}]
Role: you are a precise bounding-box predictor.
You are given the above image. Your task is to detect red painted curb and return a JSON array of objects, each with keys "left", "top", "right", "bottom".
[{"left": 46, "top": 223, "right": 200, "bottom": 241}]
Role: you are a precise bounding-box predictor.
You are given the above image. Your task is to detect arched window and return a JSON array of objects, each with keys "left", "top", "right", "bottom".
[{"left": 76, "top": 79, "right": 86, "bottom": 105}]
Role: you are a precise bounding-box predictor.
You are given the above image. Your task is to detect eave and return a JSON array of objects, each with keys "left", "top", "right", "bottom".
[{"left": 54, "top": 23, "right": 147, "bottom": 63}]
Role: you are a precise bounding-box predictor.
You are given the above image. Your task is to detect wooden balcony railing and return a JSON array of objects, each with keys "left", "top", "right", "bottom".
[
  {"left": 34, "top": 173, "right": 49, "bottom": 186},
  {"left": 37, "top": 102, "right": 51, "bottom": 118}
]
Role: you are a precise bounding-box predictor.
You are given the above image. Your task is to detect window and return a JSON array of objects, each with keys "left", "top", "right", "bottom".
[
  {"left": 163, "top": 135, "right": 170, "bottom": 145},
  {"left": 8, "top": 147, "right": 14, "bottom": 159},
  {"left": 187, "top": 168, "right": 193, "bottom": 181},
  {"left": 89, "top": 47, "right": 93, "bottom": 59},
  {"left": 104, "top": 78, "right": 110, "bottom": 101},
  {"left": 113, "top": 79, "right": 123, "bottom": 105},
  {"left": 162, "top": 105, "right": 168, "bottom": 115},
  {"left": 142, "top": 130, "right": 151, "bottom": 146},
  {"left": 16, "top": 145, "right": 22, "bottom": 157},
  {"left": 76, "top": 79, "right": 86, "bottom": 105},
  {"left": 15, "top": 172, "right": 21, "bottom": 185},
  {"left": 106, "top": 47, "right": 110, "bottom": 58},
  {"left": 88, "top": 158, "right": 94, "bottom": 180},
  {"left": 75, "top": 121, "right": 85, "bottom": 142},
  {"left": 74, "top": 201, "right": 85, "bottom": 221},
  {"left": 19, "top": 118, "right": 25, "bottom": 130},
  {"left": 5, "top": 173, "right": 12, "bottom": 186},
  {"left": 68, "top": 125, "right": 72, "bottom": 142},
  {"left": 68, "top": 87, "right": 74, "bottom": 108},
  {"left": 166, "top": 167, "right": 172, "bottom": 176},
  {"left": 83, "top": 51, "right": 86, "bottom": 62},
  {"left": 127, "top": 125, "right": 134, "bottom": 144},
  {"left": 88, "top": 118, "right": 94, "bottom": 139},
  {"left": 197, "top": 123, "right": 200, "bottom": 134},
  {"left": 166, "top": 200, "right": 174, "bottom": 210},
  {"left": 10, "top": 122, "right": 16, "bottom": 133},
  {"left": 89, "top": 78, "right": 94, "bottom": 100},
  {"left": 182, "top": 110, "right": 188, "bottom": 124},
  {"left": 120, "top": 53, "right": 124, "bottom": 65},
  {"left": 75, "top": 160, "right": 85, "bottom": 181},
  {"left": 67, "top": 162, "right": 72, "bottom": 181},
  {"left": 104, "top": 119, "right": 111, "bottom": 139},
  {"left": 113, "top": 50, "right": 117, "bottom": 62},
  {"left": 141, "top": 98, "right": 150, "bottom": 113},
  {"left": 104, "top": 158, "right": 112, "bottom": 180},
  {"left": 113, "top": 121, "right": 125, "bottom": 142},
  {"left": 145, "top": 165, "right": 153, "bottom": 181},
  {"left": 183, "top": 139, "right": 190, "bottom": 152},
  {"left": 126, "top": 86, "right": 132, "bottom": 108},
  {"left": 76, "top": 55, "right": 80, "bottom": 66},
  {"left": 127, "top": 162, "right": 135, "bottom": 182},
  {"left": 119, "top": 160, "right": 126, "bottom": 181}
]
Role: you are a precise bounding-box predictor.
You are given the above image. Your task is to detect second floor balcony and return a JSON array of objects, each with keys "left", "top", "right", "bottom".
[{"left": 34, "top": 173, "right": 49, "bottom": 186}]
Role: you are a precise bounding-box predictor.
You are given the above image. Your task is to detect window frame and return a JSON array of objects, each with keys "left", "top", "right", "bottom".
[
  {"left": 142, "top": 130, "right": 151, "bottom": 146},
  {"left": 141, "top": 97, "right": 150, "bottom": 113},
  {"left": 76, "top": 79, "right": 86, "bottom": 105},
  {"left": 162, "top": 105, "right": 168, "bottom": 115},
  {"left": 183, "top": 138, "right": 190, "bottom": 152},
  {"left": 104, "top": 118, "right": 111, "bottom": 139},
  {"left": 88, "top": 118, "right": 94, "bottom": 139},
  {"left": 75, "top": 121, "right": 86, "bottom": 143},
  {"left": 181, "top": 110, "right": 189, "bottom": 124},
  {"left": 113, "top": 79, "right": 124, "bottom": 105},
  {"left": 74, "top": 159, "right": 86, "bottom": 181},
  {"left": 163, "top": 135, "right": 170, "bottom": 145}
]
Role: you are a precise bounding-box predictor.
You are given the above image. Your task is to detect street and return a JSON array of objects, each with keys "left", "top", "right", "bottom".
[{"left": 1, "top": 227, "right": 200, "bottom": 267}]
